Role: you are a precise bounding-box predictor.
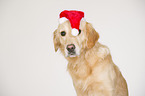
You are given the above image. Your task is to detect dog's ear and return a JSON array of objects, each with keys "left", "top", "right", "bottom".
[
  {"left": 53, "top": 29, "right": 61, "bottom": 52},
  {"left": 86, "top": 22, "right": 99, "bottom": 49}
]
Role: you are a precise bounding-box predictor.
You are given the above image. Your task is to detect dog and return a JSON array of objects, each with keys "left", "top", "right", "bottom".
[{"left": 53, "top": 19, "right": 128, "bottom": 96}]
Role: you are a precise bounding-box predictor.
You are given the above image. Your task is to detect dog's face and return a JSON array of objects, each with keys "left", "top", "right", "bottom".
[{"left": 53, "top": 20, "right": 99, "bottom": 58}]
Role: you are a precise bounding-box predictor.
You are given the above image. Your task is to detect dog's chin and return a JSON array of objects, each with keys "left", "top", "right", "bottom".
[
  {"left": 66, "top": 53, "right": 79, "bottom": 58},
  {"left": 68, "top": 55, "right": 77, "bottom": 58}
]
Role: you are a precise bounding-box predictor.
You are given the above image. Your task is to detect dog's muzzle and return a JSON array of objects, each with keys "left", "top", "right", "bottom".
[{"left": 66, "top": 44, "right": 76, "bottom": 56}]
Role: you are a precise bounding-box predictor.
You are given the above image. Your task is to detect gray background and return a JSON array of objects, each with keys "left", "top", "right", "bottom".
[{"left": 0, "top": 0, "right": 145, "bottom": 96}]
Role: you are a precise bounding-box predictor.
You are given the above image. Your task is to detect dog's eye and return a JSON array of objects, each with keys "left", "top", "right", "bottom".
[
  {"left": 79, "top": 29, "right": 81, "bottom": 35},
  {"left": 61, "top": 31, "right": 66, "bottom": 36}
]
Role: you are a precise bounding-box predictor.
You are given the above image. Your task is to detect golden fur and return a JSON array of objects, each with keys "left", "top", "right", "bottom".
[{"left": 53, "top": 20, "right": 128, "bottom": 96}]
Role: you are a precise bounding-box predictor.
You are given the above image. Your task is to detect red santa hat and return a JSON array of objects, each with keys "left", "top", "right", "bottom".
[{"left": 59, "top": 10, "right": 85, "bottom": 36}]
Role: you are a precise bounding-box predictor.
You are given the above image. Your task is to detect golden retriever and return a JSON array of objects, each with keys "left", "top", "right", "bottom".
[{"left": 53, "top": 20, "right": 128, "bottom": 96}]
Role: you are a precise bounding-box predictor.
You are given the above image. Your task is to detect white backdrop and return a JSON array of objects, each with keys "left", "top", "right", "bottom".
[{"left": 0, "top": 0, "right": 145, "bottom": 96}]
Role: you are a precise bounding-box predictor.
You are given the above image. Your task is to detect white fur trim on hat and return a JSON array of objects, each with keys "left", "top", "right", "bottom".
[
  {"left": 81, "top": 18, "right": 86, "bottom": 22},
  {"left": 59, "top": 17, "right": 68, "bottom": 24},
  {"left": 71, "top": 28, "right": 79, "bottom": 36}
]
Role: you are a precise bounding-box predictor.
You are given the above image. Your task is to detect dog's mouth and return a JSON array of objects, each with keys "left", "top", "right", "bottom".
[{"left": 67, "top": 51, "right": 77, "bottom": 57}]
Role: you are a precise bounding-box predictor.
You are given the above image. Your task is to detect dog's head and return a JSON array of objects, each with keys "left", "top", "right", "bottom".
[{"left": 53, "top": 20, "right": 99, "bottom": 58}]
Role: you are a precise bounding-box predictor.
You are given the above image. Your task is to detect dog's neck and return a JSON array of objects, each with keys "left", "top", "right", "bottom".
[{"left": 66, "top": 50, "right": 92, "bottom": 79}]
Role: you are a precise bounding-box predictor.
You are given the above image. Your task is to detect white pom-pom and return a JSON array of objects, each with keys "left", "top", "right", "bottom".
[
  {"left": 71, "top": 28, "right": 79, "bottom": 36},
  {"left": 59, "top": 17, "right": 68, "bottom": 24}
]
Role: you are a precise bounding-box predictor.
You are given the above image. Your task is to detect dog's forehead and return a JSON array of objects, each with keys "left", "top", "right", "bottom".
[{"left": 58, "top": 21, "right": 71, "bottom": 31}]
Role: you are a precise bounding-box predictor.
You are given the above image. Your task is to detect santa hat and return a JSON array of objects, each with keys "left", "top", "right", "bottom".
[{"left": 59, "top": 10, "right": 85, "bottom": 36}]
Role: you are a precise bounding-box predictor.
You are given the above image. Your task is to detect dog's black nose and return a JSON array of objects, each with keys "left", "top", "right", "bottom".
[{"left": 67, "top": 44, "right": 75, "bottom": 52}]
